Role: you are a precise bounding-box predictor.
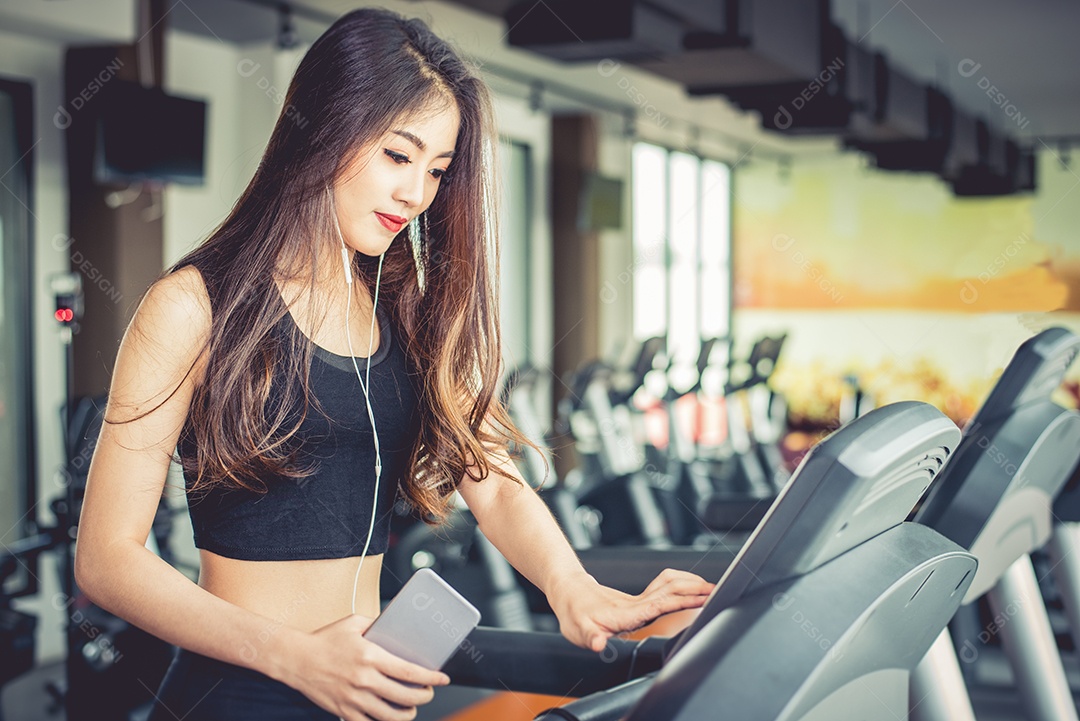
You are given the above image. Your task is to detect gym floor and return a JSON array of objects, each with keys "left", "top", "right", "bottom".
[{"left": 4, "top": 647, "right": 1079, "bottom": 721}]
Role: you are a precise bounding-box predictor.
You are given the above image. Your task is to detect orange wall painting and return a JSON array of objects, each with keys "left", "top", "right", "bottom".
[
  {"left": 734, "top": 160, "right": 1074, "bottom": 313},
  {"left": 731, "top": 149, "right": 1080, "bottom": 427}
]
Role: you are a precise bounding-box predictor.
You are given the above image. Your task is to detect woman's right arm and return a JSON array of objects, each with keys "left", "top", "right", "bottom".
[{"left": 74, "top": 266, "right": 447, "bottom": 721}]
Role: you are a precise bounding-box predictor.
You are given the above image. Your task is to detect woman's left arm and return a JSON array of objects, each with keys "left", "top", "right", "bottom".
[{"left": 456, "top": 446, "right": 715, "bottom": 652}]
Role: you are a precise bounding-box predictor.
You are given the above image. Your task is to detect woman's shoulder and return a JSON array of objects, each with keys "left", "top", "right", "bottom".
[
  {"left": 116, "top": 265, "right": 215, "bottom": 392},
  {"left": 134, "top": 265, "right": 215, "bottom": 357},
  {"left": 154, "top": 264, "right": 214, "bottom": 320}
]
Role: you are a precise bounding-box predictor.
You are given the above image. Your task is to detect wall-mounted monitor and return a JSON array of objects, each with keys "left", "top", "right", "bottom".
[
  {"left": 94, "top": 80, "right": 206, "bottom": 186},
  {"left": 578, "top": 171, "right": 625, "bottom": 232}
]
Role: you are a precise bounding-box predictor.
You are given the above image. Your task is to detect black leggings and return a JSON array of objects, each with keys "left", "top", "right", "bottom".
[{"left": 146, "top": 647, "right": 337, "bottom": 721}]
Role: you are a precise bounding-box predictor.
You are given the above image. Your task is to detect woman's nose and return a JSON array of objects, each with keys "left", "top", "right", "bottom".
[{"left": 395, "top": 169, "right": 426, "bottom": 208}]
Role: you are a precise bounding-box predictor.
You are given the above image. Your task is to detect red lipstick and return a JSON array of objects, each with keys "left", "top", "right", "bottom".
[{"left": 376, "top": 212, "right": 406, "bottom": 232}]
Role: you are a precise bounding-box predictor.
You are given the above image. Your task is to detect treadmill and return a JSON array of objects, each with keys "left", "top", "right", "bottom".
[
  {"left": 910, "top": 326, "right": 1080, "bottom": 721},
  {"left": 447, "top": 400, "right": 977, "bottom": 720}
]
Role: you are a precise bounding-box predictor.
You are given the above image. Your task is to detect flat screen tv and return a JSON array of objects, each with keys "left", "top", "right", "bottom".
[
  {"left": 94, "top": 80, "right": 207, "bottom": 186},
  {"left": 578, "top": 171, "right": 624, "bottom": 231}
]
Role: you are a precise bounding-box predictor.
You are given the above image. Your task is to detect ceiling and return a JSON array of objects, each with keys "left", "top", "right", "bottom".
[
  {"left": 164, "top": 0, "right": 1079, "bottom": 146},
  {"left": 828, "top": 0, "right": 1080, "bottom": 141}
]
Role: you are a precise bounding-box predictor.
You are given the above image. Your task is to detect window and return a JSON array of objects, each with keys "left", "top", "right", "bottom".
[
  {"left": 0, "top": 78, "right": 38, "bottom": 598},
  {"left": 496, "top": 138, "right": 532, "bottom": 370},
  {"left": 631, "top": 141, "right": 732, "bottom": 373}
]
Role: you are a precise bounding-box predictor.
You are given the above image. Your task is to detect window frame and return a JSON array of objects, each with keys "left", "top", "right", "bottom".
[{"left": 631, "top": 140, "right": 733, "bottom": 355}]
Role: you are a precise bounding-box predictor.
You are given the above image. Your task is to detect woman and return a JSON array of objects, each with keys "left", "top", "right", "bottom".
[{"left": 75, "top": 7, "right": 714, "bottom": 721}]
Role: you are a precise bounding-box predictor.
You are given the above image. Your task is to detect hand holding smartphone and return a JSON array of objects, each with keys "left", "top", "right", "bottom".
[{"left": 363, "top": 568, "right": 481, "bottom": 672}]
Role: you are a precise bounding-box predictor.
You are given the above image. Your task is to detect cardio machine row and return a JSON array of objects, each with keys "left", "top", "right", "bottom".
[{"left": 408, "top": 327, "right": 1080, "bottom": 721}]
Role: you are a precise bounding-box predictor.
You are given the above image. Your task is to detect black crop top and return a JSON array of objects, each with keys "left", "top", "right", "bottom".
[{"left": 176, "top": 262, "right": 422, "bottom": 561}]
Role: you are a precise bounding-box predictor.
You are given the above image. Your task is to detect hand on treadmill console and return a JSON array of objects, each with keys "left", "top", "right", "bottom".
[{"left": 548, "top": 568, "right": 715, "bottom": 652}]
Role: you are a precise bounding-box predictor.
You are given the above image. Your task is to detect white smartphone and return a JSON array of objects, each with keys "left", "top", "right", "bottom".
[{"left": 363, "top": 568, "right": 481, "bottom": 670}]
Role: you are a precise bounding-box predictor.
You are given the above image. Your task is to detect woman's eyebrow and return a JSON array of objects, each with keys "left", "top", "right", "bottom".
[{"left": 390, "top": 129, "right": 456, "bottom": 158}]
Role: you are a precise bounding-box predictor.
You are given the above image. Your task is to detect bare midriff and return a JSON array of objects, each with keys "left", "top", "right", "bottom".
[{"left": 197, "top": 549, "right": 384, "bottom": 633}]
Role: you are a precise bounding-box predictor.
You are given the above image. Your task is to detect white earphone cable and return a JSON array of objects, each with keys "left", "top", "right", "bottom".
[
  {"left": 327, "top": 185, "right": 384, "bottom": 618},
  {"left": 345, "top": 251, "right": 384, "bottom": 617}
]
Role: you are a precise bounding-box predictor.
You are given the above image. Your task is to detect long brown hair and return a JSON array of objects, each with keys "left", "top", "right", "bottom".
[{"left": 112, "top": 7, "right": 547, "bottom": 521}]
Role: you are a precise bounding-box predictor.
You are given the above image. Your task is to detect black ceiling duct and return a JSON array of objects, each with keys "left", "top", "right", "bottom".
[
  {"left": 649, "top": 0, "right": 729, "bottom": 30},
  {"left": 940, "top": 110, "right": 981, "bottom": 182},
  {"left": 697, "top": 24, "right": 871, "bottom": 135},
  {"left": 845, "top": 52, "right": 928, "bottom": 143},
  {"left": 635, "top": 0, "right": 829, "bottom": 88},
  {"left": 951, "top": 127, "right": 1035, "bottom": 196},
  {"left": 1013, "top": 145, "right": 1037, "bottom": 192},
  {"left": 849, "top": 86, "right": 954, "bottom": 173},
  {"left": 502, "top": 0, "right": 688, "bottom": 62}
]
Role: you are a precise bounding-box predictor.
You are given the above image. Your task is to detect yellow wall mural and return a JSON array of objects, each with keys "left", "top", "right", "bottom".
[{"left": 732, "top": 148, "right": 1080, "bottom": 428}]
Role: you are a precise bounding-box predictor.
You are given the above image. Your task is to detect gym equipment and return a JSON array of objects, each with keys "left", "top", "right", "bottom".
[
  {"left": 642, "top": 334, "right": 788, "bottom": 543},
  {"left": 446, "top": 401, "right": 976, "bottom": 720},
  {"left": 696, "top": 333, "right": 790, "bottom": 532},
  {"left": 910, "top": 327, "right": 1080, "bottom": 721},
  {"left": 643, "top": 337, "right": 724, "bottom": 548},
  {"left": 838, "top": 372, "right": 876, "bottom": 425},
  {"left": 0, "top": 394, "right": 181, "bottom": 721},
  {"left": 1049, "top": 459, "right": 1080, "bottom": 662},
  {"left": 502, "top": 363, "right": 739, "bottom": 580},
  {"left": 550, "top": 333, "right": 791, "bottom": 549},
  {"left": 560, "top": 336, "right": 721, "bottom": 548},
  {"left": 558, "top": 341, "right": 678, "bottom": 548},
  {"left": 1, "top": 536, "right": 50, "bottom": 721},
  {"left": 502, "top": 364, "right": 598, "bottom": 550}
]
